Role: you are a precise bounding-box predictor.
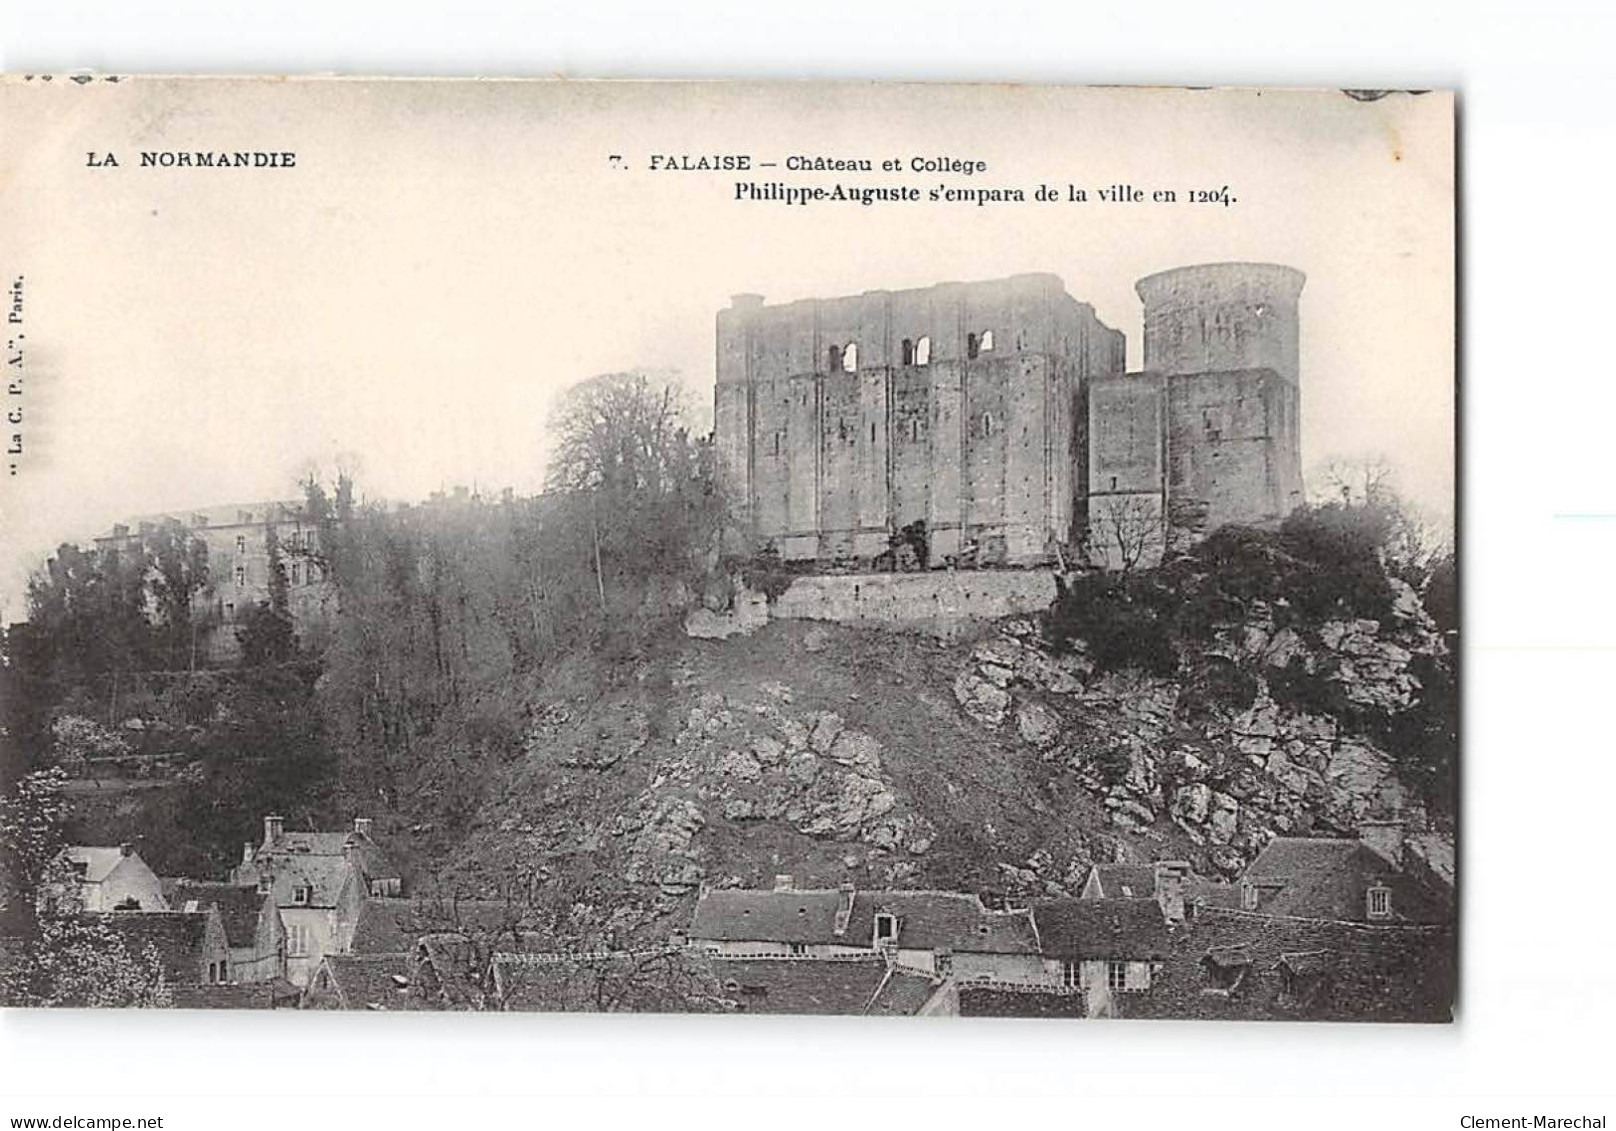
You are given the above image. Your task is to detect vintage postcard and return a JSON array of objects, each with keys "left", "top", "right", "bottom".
[{"left": 0, "top": 79, "right": 1455, "bottom": 1019}]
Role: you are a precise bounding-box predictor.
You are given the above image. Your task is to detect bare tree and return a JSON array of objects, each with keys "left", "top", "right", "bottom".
[{"left": 1085, "top": 494, "right": 1167, "bottom": 573}]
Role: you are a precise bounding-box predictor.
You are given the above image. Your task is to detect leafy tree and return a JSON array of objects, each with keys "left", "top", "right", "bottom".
[{"left": 146, "top": 519, "right": 212, "bottom": 670}]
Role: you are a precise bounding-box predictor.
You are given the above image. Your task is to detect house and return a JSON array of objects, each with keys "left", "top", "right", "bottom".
[
  {"left": 347, "top": 897, "right": 523, "bottom": 957},
  {"left": 1238, "top": 823, "right": 1450, "bottom": 924},
  {"left": 706, "top": 956, "right": 942, "bottom": 1016},
  {"left": 168, "top": 980, "right": 300, "bottom": 1010},
  {"left": 230, "top": 815, "right": 403, "bottom": 987},
  {"left": 60, "top": 845, "right": 167, "bottom": 912},
  {"left": 166, "top": 880, "right": 286, "bottom": 983},
  {"left": 102, "top": 907, "right": 232, "bottom": 987},
  {"left": 303, "top": 953, "right": 428, "bottom": 1011},
  {"left": 688, "top": 880, "right": 1045, "bottom": 983},
  {"left": 1079, "top": 862, "right": 1240, "bottom": 911},
  {"left": 1112, "top": 907, "right": 1455, "bottom": 1022}
]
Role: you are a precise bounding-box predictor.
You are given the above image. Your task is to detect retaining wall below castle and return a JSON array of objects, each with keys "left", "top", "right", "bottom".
[{"left": 769, "top": 569, "right": 1057, "bottom": 632}]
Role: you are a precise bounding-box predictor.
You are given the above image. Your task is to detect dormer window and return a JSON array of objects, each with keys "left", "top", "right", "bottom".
[
  {"left": 873, "top": 913, "right": 898, "bottom": 946},
  {"left": 257, "top": 875, "right": 272, "bottom": 894},
  {"left": 1241, "top": 881, "right": 1258, "bottom": 910},
  {"left": 1367, "top": 884, "right": 1392, "bottom": 920},
  {"left": 292, "top": 883, "right": 311, "bottom": 906}
]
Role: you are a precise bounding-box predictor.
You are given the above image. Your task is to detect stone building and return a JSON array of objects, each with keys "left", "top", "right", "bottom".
[
  {"left": 715, "top": 262, "right": 1306, "bottom": 571},
  {"left": 92, "top": 499, "right": 334, "bottom": 663}
]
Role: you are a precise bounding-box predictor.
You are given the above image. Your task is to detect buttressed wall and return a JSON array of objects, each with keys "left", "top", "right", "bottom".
[
  {"left": 718, "top": 262, "right": 1305, "bottom": 574},
  {"left": 716, "top": 274, "right": 1124, "bottom": 568},
  {"left": 1088, "top": 263, "right": 1306, "bottom": 568}
]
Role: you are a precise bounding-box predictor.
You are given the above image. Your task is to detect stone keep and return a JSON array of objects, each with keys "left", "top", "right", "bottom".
[{"left": 716, "top": 262, "right": 1305, "bottom": 571}]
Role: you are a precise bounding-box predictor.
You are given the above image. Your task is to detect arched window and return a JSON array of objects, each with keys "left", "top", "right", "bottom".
[
  {"left": 843, "top": 342, "right": 858, "bottom": 372},
  {"left": 901, "top": 338, "right": 914, "bottom": 366},
  {"left": 827, "top": 344, "right": 843, "bottom": 373},
  {"left": 981, "top": 330, "right": 995, "bottom": 352},
  {"left": 915, "top": 336, "right": 931, "bottom": 365}
]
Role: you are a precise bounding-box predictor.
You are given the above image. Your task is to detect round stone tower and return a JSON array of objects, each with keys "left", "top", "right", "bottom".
[{"left": 1135, "top": 262, "right": 1306, "bottom": 382}]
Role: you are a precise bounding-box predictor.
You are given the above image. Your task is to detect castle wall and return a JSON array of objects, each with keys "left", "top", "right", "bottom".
[
  {"left": 715, "top": 274, "right": 1118, "bottom": 570},
  {"left": 1136, "top": 262, "right": 1305, "bottom": 385},
  {"left": 768, "top": 569, "right": 1059, "bottom": 635},
  {"left": 1167, "top": 368, "right": 1302, "bottom": 534}
]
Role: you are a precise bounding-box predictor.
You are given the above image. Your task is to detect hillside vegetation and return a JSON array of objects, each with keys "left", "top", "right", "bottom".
[{"left": 2, "top": 372, "right": 1455, "bottom": 949}]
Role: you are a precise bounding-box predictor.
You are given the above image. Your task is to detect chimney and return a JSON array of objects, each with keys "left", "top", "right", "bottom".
[
  {"left": 773, "top": 874, "right": 793, "bottom": 892},
  {"left": 1154, "top": 861, "right": 1191, "bottom": 924},
  {"left": 353, "top": 817, "right": 373, "bottom": 839},
  {"left": 1359, "top": 818, "right": 1406, "bottom": 868},
  {"left": 833, "top": 882, "right": 855, "bottom": 937},
  {"left": 263, "top": 815, "right": 285, "bottom": 846},
  {"left": 118, "top": 842, "right": 134, "bottom": 857}
]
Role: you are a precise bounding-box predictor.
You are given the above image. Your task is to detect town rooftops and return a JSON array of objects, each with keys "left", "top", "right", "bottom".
[
  {"left": 689, "top": 888, "right": 1039, "bottom": 954},
  {"left": 309, "top": 954, "right": 429, "bottom": 1011},
  {"left": 708, "top": 956, "right": 939, "bottom": 1016},
  {"left": 265, "top": 856, "right": 357, "bottom": 911},
  {"left": 168, "top": 979, "right": 299, "bottom": 1010},
  {"left": 1031, "top": 898, "right": 1176, "bottom": 960},
  {"left": 1241, "top": 837, "right": 1448, "bottom": 923},
  {"left": 96, "top": 500, "right": 308, "bottom": 540},
  {"left": 62, "top": 845, "right": 140, "bottom": 884},
  {"left": 166, "top": 881, "right": 267, "bottom": 948},
  {"left": 349, "top": 898, "right": 525, "bottom": 956},
  {"left": 100, "top": 911, "right": 212, "bottom": 983}
]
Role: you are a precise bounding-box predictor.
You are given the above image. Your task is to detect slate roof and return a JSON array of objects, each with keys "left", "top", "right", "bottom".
[
  {"left": 349, "top": 898, "right": 525, "bottom": 955},
  {"left": 265, "top": 856, "right": 357, "bottom": 911},
  {"left": 167, "top": 882, "right": 267, "bottom": 948},
  {"left": 689, "top": 888, "right": 1038, "bottom": 954},
  {"left": 311, "top": 954, "right": 429, "bottom": 1010},
  {"left": 102, "top": 911, "right": 211, "bottom": 983},
  {"left": 1031, "top": 898, "right": 1176, "bottom": 960},
  {"left": 1117, "top": 907, "right": 1455, "bottom": 1022},
  {"left": 709, "top": 956, "right": 938, "bottom": 1016},
  {"left": 63, "top": 847, "right": 135, "bottom": 884},
  {"left": 1083, "top": 863, "right": 1240, "bottom": 909},
  {"left": 492, "top": 949, "right": 730, "bottom": 1013},
  {"left": 1085, "top": 864, "right": 1156, "bottom": 899},
  {"left": 1241, "top": 837, "right": 1449, "bottom": 923},
  {"left": 169, "top": 979, "right": 299, "bottom": 1010}
]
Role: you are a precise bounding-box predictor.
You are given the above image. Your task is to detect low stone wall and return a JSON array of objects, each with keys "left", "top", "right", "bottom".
[{"left": 769, "top": 569, "right": 1058, "bottom": 635}]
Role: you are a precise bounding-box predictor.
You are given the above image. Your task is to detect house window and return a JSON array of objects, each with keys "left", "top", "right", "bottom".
[
  {"left": 827, "top": 344, "right": 843, "bottom": 373},
  {"left": 915, "top": 337, "right": 931, "bottom": 365},
  {"left": 1061, "top": 961, "right": 1080, "bottom": 989},
  {"left": 236, "top": 535, "right": 247, "bottom": 555},
  {"left": 1107, "top": 961, "right": 1128, "bottom": 993},
  {"left": 1241, "top": 882, "right": 1258, "bottom": 910},
  {"left": 874, "top": 913, "right": 898, "bottom": 945},
  {"left": 909, "top": 419, "right": 921, "bottom": 443},
  {"left": 292, "top": 883, "right": 311, "bottom": 905},
  {"left": 789, "top": 943, "right": 806, "bottom": 957},
  {"left": 967, "top": 333, "right": 979, "bottom": 360},
  {"left": 290, "top": 562, "right": 302, "bottom": 586},
  {"left": 980, "top": 330, "right": 994, "bottom": 352},
  {"left": 257, "top": 875, "right": 272, "bottom": 894},
  {"left": 901, "top": 338, "right": 914, "bottom": 365},
  {"left": 287, "top": 923, "right": 309, "bottom": 956},
  {"left": 234, "top": 565, "right": 247, "bottom": 587},
  {"left": 843, "top": 342, "right": 859, "bottom": 372},
  {"left": 982, "top": 413, "right": 995, "bottom": 438},
  {"left": 223, "top": 601, "right": 235, "bottom": 622},
  {"left": 1367, "top": 885, "right": 1392, "bottom": 920}
]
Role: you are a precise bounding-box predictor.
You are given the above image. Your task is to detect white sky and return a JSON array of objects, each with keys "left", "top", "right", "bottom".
[{"left": 0, "top": 80, "right": 1453, "bottom": 621}]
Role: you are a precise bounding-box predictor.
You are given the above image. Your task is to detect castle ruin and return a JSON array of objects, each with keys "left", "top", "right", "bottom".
[{"left": 714, "top": 262, "right": 1305, "bottom": 571}]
